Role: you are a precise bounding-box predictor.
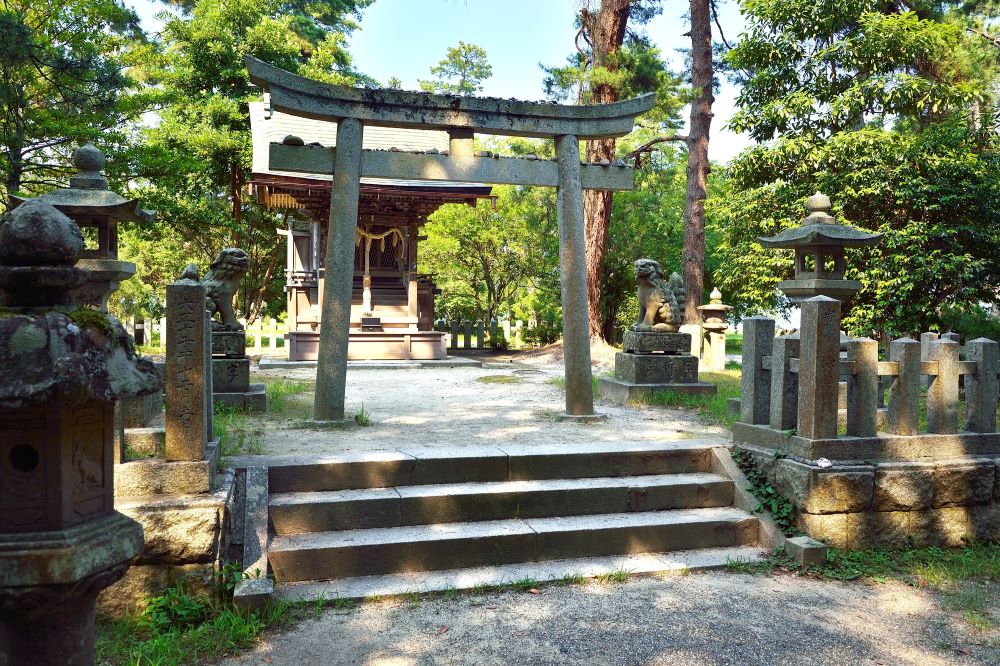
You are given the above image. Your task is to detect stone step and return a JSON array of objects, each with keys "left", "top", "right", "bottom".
[
  {"left": 268, "top": 507, "right": 757, "bottom": 583},
  {"left": 265, "top": 441, "right": 721, "bottom": 493},
  {"left": 274, "top": 546, "right": 769, "bottom": 602},
  {"left": 269, "top": 473, "right": 735, "bottom": 535}
]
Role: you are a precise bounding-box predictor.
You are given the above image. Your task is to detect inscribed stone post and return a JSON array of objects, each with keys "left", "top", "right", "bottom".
[
  {"left": 769, "top": 335, "right": 799, "bottom": 431},
  {"left": 555, "top": 133, "right": 595, "bottom": 416},
  {"left": 204, "top": 304, "right": 214, "bottom": 441},
  {"left": 926, "top": 339, "right": 960, "bottom": 434},
  {"left": 797, "top": 297, "right": 840, "bottom": 440},
  {"left": 740, "top": 317, "right": 774, "bottom": 425},
  {"left": 463, "top": 320, "right": 472, "bottom": 349},
  {"left": 313, "top": 117, "right": 363, "bottom": 421},
  {"left": 847, "top": 338, "right": 878, "bottom": 437},
  {"left": 165, "top": 280, "right": 208, "bottom": 461},
  {"left": 965, "top": 337, "right": 999, "bottom": 433},
  {"left": 887, "top": 338, "right": 920, "bottom": 436}
]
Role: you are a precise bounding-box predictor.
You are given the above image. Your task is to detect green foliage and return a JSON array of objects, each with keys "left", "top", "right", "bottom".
[
  {"left": 97, "top": 566, "right": 296, "bottom": 665},
  {"left": 421, "top": 183, "right": 556, "bottom": 323},
  {"left": 418, "top": 41, "right": 493, "bottom": 96},
  {"left": 264, "top": 378, "right": 311, "bottom": 414},
  {"left": 637, "top": 368, "right": 742, "bottom": 430},
  {"left": 715, "top": 1, "right": 1000, "bottom": 334},
  {"left": 0, "top": 0, "right": 148, "bottom": 205},
  {"left": 354, "top": 403, "right": 371, "bottom": 427},
  {"left": 488, "top": 327, "right": 509, "bottom": 351},
  {"left": 940, "top": 304, "right": 1000, "bottom": 341},
  {"left": 731, "top": 447, "right": 799, "bottom": 535}
]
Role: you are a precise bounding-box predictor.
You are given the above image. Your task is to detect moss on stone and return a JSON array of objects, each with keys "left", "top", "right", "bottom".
[{"left": 67, "top": 307, "right": 116, "bottom": 338}]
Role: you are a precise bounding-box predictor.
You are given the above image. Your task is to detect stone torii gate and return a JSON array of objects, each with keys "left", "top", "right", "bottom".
[{"left": 246, "top": 57, "right": 654, "bottom": 421}]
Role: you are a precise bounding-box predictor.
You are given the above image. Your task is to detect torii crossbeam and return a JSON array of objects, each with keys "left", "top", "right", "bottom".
[{"left": 246, "top": 56, "right": 655, "bottom": 421}]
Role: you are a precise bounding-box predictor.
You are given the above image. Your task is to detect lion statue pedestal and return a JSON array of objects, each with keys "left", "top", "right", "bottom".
[
  {"left": 201, "top": 249, "right": 266, "bottom": 412},
  {"left": 598, "top": 259, "right": 717, "bottom": 403}
]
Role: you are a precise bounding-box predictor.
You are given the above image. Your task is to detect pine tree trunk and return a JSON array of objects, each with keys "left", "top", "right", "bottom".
[
  {"left": 682, "top": 0, "right": 714, "bottom": 324},
  {"left": 583, "top": 0, "right": 630, "bottom": 340}
]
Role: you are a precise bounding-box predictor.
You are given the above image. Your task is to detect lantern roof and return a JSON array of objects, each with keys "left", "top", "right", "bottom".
[
  {"left": 759, "top": 192, "right": 881, "bottom": 249},
  {"left": 11, "top": 144, "right": 154, "bottom": 223}
]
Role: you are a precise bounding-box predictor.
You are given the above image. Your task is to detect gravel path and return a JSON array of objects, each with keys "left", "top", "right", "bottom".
[
  {"left": 248, "top": 361, "right": 728, "bottom": 457},
  {"left": 221, "top": 572, "right": 998, "bottom": 665}
]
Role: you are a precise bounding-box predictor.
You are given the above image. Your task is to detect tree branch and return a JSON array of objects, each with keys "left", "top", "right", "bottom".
[{"left": 624, "top": 134, "right": 689, "bottom": 163}]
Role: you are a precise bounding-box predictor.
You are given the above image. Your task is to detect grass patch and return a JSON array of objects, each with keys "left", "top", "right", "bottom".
[
  {"left": 354, "top": 403, "right": 372, "bottom": 427},
  {"left": 635, "top": 368, "right": 741, "bottom": 429},
  {"left": 262, "top": 378, "right": 311, "bottom": 415},
  {"left": 594, "top": 569, "right": 631, "bottom": 584},
  {"left": 97, "top": 566, "right": 300, "bottom": 665},
  {"left": 547, "top": 374, "right": 602, "bottom": 398},
  {"left": 556, "top": 573, "right": 586, "bottom": 586},
  {"left": 214, "top": 404, "right": 264, "bottom": 457},
  {"left": 508, "top": 576, "right": 541, "bottom": 592},
  {"left": 476, "top": 374, "right": 524, "bottom": 384}
]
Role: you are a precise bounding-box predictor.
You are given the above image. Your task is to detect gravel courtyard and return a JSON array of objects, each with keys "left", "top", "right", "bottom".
[{"left": 222, "top": 571, "right": 999, "bottom": 666}]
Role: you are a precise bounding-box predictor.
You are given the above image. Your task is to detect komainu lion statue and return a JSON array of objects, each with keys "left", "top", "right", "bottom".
[
  {"left": 203, "top": 248, "right": 250, "bottom": 330},
  {"left": 631, "top": 258, "right": 686, "bottom": 333}
]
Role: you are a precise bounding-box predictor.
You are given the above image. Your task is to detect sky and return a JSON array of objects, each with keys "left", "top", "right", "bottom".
[{"left": 129, "top": 0, "right": 752, "bottom": 161}]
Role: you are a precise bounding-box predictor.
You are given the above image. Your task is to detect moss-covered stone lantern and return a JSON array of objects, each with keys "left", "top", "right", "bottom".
[
  {"left": 11, "top": 144, "right": 154, "bottom": 311},
  {"left": 0, "top": 201, "right": 160, "bottom": 665},
  {"left": 759, "top": 192, "right": 881, "bottom": 303}
]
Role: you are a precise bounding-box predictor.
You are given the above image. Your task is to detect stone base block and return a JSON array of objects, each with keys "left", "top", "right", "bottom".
[
  {"left": 622, "top": 330, "right": 691, "bottom": 354},
  {"left": 785, "top": 535, "right": 828, "bottom": 566},
  {"left": 214, "top": 383, "right": 267, "bottom": 412},
  {"left": 115, "top": 439, "right": 220, "bottom": 496},
  {"left": 212, "top": 330, "right": 246, "bottom": 357},
  {"left": 598, "top": 376, "right": 717, "bottom": 404},
  {"left": 124, "top": 426, "right": 165, "bottom": 458},
  {"left": 98, "top": 562, "right": 216, "bottom": 617},
  {"left": 615, "top": 352, "right": 698, "bottom": 384},
  {"left": 233, "top": 577, "right": 274, "bottom": 612},
  {"left": 213, "top": 356, "right": 250, "bottom": 392},
  {"left": 121, "top": 391, "right": 163, "bottom": 429}
]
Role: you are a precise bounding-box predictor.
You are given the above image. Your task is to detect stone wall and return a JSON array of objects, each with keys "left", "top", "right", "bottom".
[{"left": 739, "top": 445, "right": 999, "bottom": 549}]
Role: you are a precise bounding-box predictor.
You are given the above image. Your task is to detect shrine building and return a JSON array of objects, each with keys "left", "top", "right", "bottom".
[{"left": 248, "top": 102, "right": 492, "bottom": 361}]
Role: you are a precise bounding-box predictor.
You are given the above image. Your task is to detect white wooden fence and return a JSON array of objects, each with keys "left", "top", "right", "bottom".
[{"left": 125, "top": 318, "right": 286, "bottom": 354}]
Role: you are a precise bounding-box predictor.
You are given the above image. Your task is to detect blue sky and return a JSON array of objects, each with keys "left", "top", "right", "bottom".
[{"left": 129, "top": 0, "right": 751, "bottom": 161}]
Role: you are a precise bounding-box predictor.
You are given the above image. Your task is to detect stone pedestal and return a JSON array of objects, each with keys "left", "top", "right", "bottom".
[
  {"left": 599, "top": 331, "right": 716, "bottom": 403},
  {"left": 212, "top": 329, "right": 266, "bottom": 412}
]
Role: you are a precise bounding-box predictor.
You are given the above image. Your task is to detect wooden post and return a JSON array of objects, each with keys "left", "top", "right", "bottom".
[
  {"left": 887, "top": 338, "right": 921, "bottom": 436},
  {"left": 965, "top": 337, "right": 999, "bottom": 433},
  {"left": 314, "top": 117, "right": 363, "bottom": 421},
  {"left": 847, "top": 337, "right": 878, "bottom": 437},
  {"left": 555, "top": 133, "right": 595, "bottom": 416}
]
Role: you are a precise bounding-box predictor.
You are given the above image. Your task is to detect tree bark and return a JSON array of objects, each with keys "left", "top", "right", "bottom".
[
  {"left": 682, "top": 0, "right": 714, "bottom": 324},
  {"left": 583, "top": 0, "right": 630, "bottom": 340}
]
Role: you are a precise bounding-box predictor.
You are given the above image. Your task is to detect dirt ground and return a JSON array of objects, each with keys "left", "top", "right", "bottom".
[
  {"left": 220, "top": 571, "right": 1000, "bottom": 666},
  {"left": 246, "top": 356, "right": 728, "bottom": 458}
]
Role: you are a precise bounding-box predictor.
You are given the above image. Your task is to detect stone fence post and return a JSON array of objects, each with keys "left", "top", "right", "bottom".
[
  {"left": 740, "top": 317, "right": 774, "bottom": 424},
  {"left": 965, "top": 337, "right": 999, "bottom": 432},
  {"left": 846, "top": 337, "right": 878, "bottom": 437},
  {"left": 887, "top": 338, "right": 921, "bottom": 436},
  {"left": 796, "top": 296, "right": 840, "bottom": 440},
  {"left": 165, "top": 276, "right": 208, "bottom": 461},
  {"left": 769, "top": 335, "right": 799, "bottom": 431},
  {"left": 926, "top": 338, "right": 960, "bottom": 434}
]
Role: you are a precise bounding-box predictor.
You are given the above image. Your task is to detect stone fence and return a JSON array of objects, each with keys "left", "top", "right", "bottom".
[
  {"left": 733, "top": 296, "right": 1000, "bottom": 549},
  {"left": 126, "top": 317, "right": 285, "bottom": 355}
]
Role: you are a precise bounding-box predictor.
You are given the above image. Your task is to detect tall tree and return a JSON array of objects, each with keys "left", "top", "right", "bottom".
[
  {"left": 126, "top": 0, "right": 374, "bottom": 322},
  {"left": 681, "top": 0, "right": 714, "bottom": 323},
  {"left": 715, "top": 0, "right": 1000, "bottom": 336},
  {"left": 543, "top": 0, "right": 682, "bottom": 340},
  {"left": 419, "top": 41, "right": 493, "bottom": 96},
  {"left": 0, "top": 0, "right": 146, "bottom": 207}
]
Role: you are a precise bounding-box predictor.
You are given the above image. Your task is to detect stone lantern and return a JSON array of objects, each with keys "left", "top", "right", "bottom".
[
  {"left": 0, "top": 201, "right": 160, "bottom": 664},
  {"left": 697, "top": 287, "right": 732, "bottom": 372},
  {"left": 11, "top": 144, "right": 154, "bottom": 311},
  {"left": 759, "top": 192, "right": 881, "bottom": 304}
]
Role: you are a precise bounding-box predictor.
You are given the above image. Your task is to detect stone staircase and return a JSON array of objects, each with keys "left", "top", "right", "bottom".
[{"left": 256, "top": 441, "right": 766, "bottom": 601}]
